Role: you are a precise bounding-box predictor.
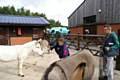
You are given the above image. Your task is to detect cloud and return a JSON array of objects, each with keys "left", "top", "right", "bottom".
[
  {"left": 0, "top": 0, "right": 84, "bottom": 26},
  {"left": 0, "top": 0, "right": 22, "bottom": 8}
]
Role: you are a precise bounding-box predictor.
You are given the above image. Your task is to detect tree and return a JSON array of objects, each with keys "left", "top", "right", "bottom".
[
  {"left": 20, "top": 7, "right": 25, "bottom": 15},
  {"left": 16, "top": 9, "right": 21, "bottom": 15},
  {"left": 48, "top": 19, "right": 62, "bottom": 28},
  {"left": 56, "top": 21, "right": 62, "bottom": 27},
  {"left": 39, "top": 13, "right": 47, "bottom": 19},
  {"left": 10, "top": 6, "right": 16, "bottom": 15},
  {"left": 2, "top": 6, "right": 10, "bottom": 14},
  {"left": 25, "top": 10, "right": 30, "bottom": 16},
  {"left": 48, "top": 19, "right": 57, "bottom": 27},
  {"left": 0, "top": 6, "right": 3, "bottom": 14}
]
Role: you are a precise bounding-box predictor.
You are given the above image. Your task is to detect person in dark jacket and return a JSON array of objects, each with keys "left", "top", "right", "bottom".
[
  {"left": 102, "top": 25, "right": 119, "bottom": 80},
  {"left": 51, "top": 37, "right": 70, "bottom": 59}
]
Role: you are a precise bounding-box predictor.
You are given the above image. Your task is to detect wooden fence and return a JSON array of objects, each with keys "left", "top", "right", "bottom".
[{"left": 47, "top": 33, "right": 105, "bottom": 56}]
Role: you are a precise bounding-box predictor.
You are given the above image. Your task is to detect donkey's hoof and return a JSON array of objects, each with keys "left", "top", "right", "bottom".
[
  {"left": 18, "top": 74, "right": 24, "bottom": 77},
  {"left": 21, "top": 75, "right": 24, "bottom": 77}
]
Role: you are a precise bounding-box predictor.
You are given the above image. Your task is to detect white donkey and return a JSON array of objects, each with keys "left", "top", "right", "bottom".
[{"left": 0, "top": 39, "right": 50, "bottom": 77}]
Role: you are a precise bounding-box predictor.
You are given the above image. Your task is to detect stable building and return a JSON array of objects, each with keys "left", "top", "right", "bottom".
[
  {"left": 68, "top": 0, "right": 120, "bottom": 35},
  {"left": 0, "top": 15, "right": 49, "bottom": 45}
]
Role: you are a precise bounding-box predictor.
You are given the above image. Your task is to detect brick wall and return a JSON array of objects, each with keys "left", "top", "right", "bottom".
[
  {"left": 70, "top": 24, "right": 120, "bottom": 35},
  {"left": 97, "top": 25, "right": 105, "bottom": 35},
  {"left": 70, "top": 26, "right": 83, "bottom": 34},
  {"left": 97, "top": 24, "right": 120, "bottom": 35},
  {"left": 69, "top": 26, "right": 83, "bottom": 39},
  {"left": 10, "top": 37, "right": 32, "bottom": 45},
  {"left": 111, "top": 24, "right": 120, "bottom": 34}
]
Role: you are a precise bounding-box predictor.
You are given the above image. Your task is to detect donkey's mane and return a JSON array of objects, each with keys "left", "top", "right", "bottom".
[{"left": 43, "top": 62, "right": 57, "bottom": 80}]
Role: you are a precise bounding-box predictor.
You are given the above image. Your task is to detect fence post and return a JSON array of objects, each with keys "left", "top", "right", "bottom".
[{"left": 76, "top": 33, "right": 80, "bottom": 50}]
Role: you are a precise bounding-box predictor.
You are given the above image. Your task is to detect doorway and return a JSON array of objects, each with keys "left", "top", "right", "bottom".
[{"left": 0, "top": 28, "right": 8, "bottom": 45}]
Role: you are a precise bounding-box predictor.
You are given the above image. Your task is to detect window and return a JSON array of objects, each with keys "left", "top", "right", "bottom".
[
  {"left": 9, "top": 27, "right": 32, "bottom": 37},
  {"left": 17, "top": 28, "right": 22, "bottom": 36},
  {"left": 83, "top": 15, "right": 96, "bottom": 24},
  {"left": 21, "top": 28, "right": 32, "bottom": 36}
]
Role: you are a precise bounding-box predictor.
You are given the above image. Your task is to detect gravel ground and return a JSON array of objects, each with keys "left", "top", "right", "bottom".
[{"left": 0, "top": 49, "right": 120, "bottom": 80}]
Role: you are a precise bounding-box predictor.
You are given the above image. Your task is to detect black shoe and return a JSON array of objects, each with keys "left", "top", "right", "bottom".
[
  {"left": 103, "top": 76, "right": 108, "bottom": 80},
  {"left": 99, "top": 76, "right": 108, "bottom": 80}
]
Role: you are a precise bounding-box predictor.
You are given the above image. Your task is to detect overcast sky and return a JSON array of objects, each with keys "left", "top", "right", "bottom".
[{"left": 0, "top": 0, "right": 84, "bottom": 26}]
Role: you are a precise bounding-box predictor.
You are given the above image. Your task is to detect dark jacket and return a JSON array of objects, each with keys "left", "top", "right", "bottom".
[
  {"left": 103, "top": 32, "right": 119, "bottom": 57},
  {"left": 51, "top": 42, "right": 70, "bottom": 58}
]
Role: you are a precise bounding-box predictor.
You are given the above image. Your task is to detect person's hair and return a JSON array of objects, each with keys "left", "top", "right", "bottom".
[
  {"left": 104, "top": 24, "right": 112, "bottom": 30},
  {"left": 104, "top": 24, "right": 111, "bottom": 28},
  {"left": 57, "top": 38, "right": 64, "bottom": 43}
]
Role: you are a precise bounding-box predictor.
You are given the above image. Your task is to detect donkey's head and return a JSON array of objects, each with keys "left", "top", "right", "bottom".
[{"left": 37, "top": 38, "right": 50, "bottom": 54}]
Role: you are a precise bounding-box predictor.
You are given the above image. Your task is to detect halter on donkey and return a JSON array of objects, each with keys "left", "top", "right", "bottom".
[{"left": 0, "top": 39, "right": 50, "bottom": 77}]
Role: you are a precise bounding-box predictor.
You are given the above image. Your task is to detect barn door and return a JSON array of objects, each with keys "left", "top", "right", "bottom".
[
  {"left": 0, "top": 28, "right": 8, "bottom": 45},
  {"left": 83, "top": 15, "right": 97, "bottom": 35},
  {"left": 83, "top": 25, "right": 97, "bottom": 34}
]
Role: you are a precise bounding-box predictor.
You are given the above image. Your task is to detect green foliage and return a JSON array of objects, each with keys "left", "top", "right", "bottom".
[
  {"left": 56, "top": 21, "right": 62, "bottom": 26},
  {"left": 10, "top": 6, "right": 16, "bottom": 15},
  {"left": 0, "top": 6, "right": 62, "bottom": 27},
  {"left": 48, "top": 19, "right": 62, "bottom": 28}
]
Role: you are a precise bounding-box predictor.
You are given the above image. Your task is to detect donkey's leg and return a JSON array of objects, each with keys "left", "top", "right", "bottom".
[{"left": 18, "top": 58, "right": 24, "bottom": 77}]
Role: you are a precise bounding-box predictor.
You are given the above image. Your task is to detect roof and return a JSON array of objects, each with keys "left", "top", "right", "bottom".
[{"left": 0, "top": 15, "right": 49, "bottom": 26}]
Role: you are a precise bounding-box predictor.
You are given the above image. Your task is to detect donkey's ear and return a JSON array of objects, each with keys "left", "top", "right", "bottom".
[{"left": 37, "top": 38, "right": 42, "bottom": 42}]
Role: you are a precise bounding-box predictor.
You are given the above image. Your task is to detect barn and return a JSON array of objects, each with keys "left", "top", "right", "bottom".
[
  {"left": 68, "top": 0, "right": 120, "bottom": 35},
  {"left": 0, "top": 15, "right": 49, "bottom": 45}
]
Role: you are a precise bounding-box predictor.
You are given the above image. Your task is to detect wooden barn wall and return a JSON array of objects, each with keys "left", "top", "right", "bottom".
[{"left": 68, "top": 0, "right": 120, "bottom": 27}]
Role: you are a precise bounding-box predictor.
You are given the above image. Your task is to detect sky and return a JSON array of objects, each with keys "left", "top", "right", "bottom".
[{"left": 0, "top": 0, "right": 84, "bottom": 26}]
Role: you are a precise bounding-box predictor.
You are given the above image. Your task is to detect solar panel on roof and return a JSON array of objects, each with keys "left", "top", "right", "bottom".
[{"left": 0, "top": 15, "right": 49, "bottom": 25}]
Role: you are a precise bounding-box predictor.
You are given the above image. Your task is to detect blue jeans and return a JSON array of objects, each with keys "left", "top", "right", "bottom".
[{"left": 103, "top": 57, "right": 114, "bottom": 80}]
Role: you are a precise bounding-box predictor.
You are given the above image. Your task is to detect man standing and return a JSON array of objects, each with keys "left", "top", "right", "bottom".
[{"left": 102, "top": 25, "right": 119, "bottom": 80}]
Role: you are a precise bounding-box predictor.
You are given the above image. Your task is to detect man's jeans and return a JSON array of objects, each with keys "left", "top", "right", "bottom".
[{"left": 103, "top": 57, "right": 114, "bottom": 80}]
